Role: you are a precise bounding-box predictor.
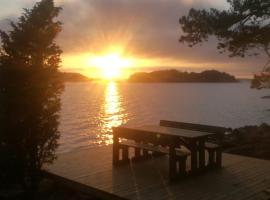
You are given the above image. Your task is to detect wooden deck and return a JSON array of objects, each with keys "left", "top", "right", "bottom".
[{"left": 46, "top": 145, "right": 270, "bottom": 200}]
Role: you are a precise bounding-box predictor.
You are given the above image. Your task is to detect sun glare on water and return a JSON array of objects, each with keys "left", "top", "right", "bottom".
[{"left": 89, "top": 51, "right": 132, "bottom": 80}]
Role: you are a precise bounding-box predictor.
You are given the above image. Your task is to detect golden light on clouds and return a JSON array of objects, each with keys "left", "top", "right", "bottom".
[
  {"left": 61, "top": 51, "right": 201, "bottom": 79},
  {"left": 61, "top": 44, "right": 161, "bottom": 79},
  {"left": 1, "top": 0, "right": 259, "bottom": 79}
]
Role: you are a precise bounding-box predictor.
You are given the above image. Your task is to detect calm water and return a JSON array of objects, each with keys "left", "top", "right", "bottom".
[{"left": 58, "top": 81, "right": 270, "bottom": 153}]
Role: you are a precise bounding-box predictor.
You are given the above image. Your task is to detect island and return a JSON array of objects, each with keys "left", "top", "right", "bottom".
[
  {"left": 56, "top": 72, "right": 92, "bottom": 82},
  {"left": 128, "top": 69, "right": 238, "bottom": 83}
]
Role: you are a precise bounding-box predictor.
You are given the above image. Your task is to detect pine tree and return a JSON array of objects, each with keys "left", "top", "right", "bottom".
[{"left": 0, "top": 0, "right": 63, "bottom": 195}]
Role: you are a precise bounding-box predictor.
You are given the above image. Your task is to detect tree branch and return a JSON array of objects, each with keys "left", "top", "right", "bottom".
[{"left": 264, "top": 44, "right": 270, "bottom": 58}]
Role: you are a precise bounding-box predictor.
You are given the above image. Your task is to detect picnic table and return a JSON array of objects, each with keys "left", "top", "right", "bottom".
[{"left": 112, "top": 125, "right": 221, "bottom": 180}]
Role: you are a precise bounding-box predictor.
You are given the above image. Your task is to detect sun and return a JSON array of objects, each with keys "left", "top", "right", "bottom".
[{"left": 89, "top": 52, "right": 132, "bottom": 79}]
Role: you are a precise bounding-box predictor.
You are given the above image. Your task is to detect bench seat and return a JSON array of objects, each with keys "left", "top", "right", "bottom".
[
  {"left": 205, "top": 142, "right": 220, "bottom": 150},
  {"left": 119, "top": 140, "right": 190, "bottom": 157}
]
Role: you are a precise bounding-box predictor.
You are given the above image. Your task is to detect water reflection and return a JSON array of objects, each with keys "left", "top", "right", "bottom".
[{"left": 97, "top": 81, "right": 126, "bottom": 145}]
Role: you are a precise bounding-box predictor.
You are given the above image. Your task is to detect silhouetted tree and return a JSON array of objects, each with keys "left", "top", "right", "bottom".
[
  {"left": 0, "top": 0, "right": 63, "bottom": 197},
  {"left": 179, "top": 0, "right": 270, "bottom": 88}
]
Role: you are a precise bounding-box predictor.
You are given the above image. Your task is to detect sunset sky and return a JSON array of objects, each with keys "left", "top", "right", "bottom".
[{"left": 0, "top": 0, "right": 267, "bottom": 79}]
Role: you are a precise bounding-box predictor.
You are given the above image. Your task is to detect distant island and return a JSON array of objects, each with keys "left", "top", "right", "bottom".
[
  {"left": 128, "top": 69, "right": 238, "bottom": 83},
  {"left": 57, "top": 72, "right": 91, "bottom": 82}
]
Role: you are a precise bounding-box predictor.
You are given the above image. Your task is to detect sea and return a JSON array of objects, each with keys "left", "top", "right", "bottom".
[{"left": 58, "top": 81, "right": 270, "bottom": 153}]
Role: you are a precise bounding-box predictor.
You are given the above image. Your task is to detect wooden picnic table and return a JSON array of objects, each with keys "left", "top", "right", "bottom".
[{"left": 113, "top": 125, "right": 219, "bottom": 180}]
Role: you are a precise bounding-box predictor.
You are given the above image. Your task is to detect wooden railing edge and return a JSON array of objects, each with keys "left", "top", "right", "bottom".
[{"left": 41, "top": 170, "right": 129, "bottom": 200}]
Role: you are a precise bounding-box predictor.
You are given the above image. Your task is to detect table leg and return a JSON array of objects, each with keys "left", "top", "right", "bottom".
[
  {"left": 169, "top": 142, "right": 177, "bottom": 181},
  {"left": 190, "top": 139, "right": 198, "bottom": 174},
  {"left": 198, "top": 139, "right": 205, "bottom": 169},
  {"left": 122, "top": 145, "right": 129, "bottom": 161},
  {"left": 112, "top": 131, "right": 119, "bottom": 165},
  {"left": 134, "top": 147, "right": 141, "bottom": 158},
  {"left": 216, "top": 148, "right": 222, "bottom": 168}
]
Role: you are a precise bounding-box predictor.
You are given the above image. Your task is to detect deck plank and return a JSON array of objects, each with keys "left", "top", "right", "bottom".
[{"left": 46, "top": 145, "right": 270, "bottom": 200}]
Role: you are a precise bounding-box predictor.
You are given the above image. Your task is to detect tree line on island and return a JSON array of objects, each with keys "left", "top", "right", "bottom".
[
  {"left": 56, "top": 72, "right": 91, "bottom": 82},
  {"left": 128, "top": 69, "right": 237, "bottom": 83}
]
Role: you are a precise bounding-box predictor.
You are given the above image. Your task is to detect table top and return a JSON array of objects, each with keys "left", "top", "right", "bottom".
[{"left": 118, "top": 125, "right": 215, "bottom": 139}]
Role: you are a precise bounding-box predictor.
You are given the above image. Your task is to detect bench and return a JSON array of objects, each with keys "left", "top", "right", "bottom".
[
  {"left": 118, "top": 140, "right": 190, "bottom": 176},
  {"left": 160, "top": 120, "right": 231, "bottom": 168}
]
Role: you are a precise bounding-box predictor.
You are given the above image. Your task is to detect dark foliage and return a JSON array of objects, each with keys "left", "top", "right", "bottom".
[
  {"left": 251, "top": 72, "right": 270, "bottom": 89},
  {"left": 224, "top": 123, "right": 270, "bottom": 160},
  {"left": 0, "top": 0, "right": 63, "bottom": 196},
  {"left": 179, "top": 0, "right": 270, "bottom": 88},
  {"left": 128, "top": 69, "right": 237, "bottom": 83}
]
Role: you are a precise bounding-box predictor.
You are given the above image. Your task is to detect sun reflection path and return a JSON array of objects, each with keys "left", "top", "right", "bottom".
[{"left": 97, "top": 81, "right": 126, "bottom": 145}]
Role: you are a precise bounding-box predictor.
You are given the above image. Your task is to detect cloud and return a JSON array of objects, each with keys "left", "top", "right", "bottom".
[
  {"left": 0, "top": 0, "right": 266, "bottom": 77},
  {"left": 57, "top": 0, "right": 187, "bottom": 54}
]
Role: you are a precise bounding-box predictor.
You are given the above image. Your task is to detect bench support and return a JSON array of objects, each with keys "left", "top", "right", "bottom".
[
  {"left": 206, "top": 147, "right": 222, "bottom": 168},
  {"left": 177, "top": 156, "right": 188, "bottom": 177},
  {"left": 113, "top": 132, "right": 119, "bottom": 165},
  {"left": 169, "top": 143, "right": 177, "bottom": 181},
  {"left": 116, "top": 140, "right": 190, "bottom": 181}
]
